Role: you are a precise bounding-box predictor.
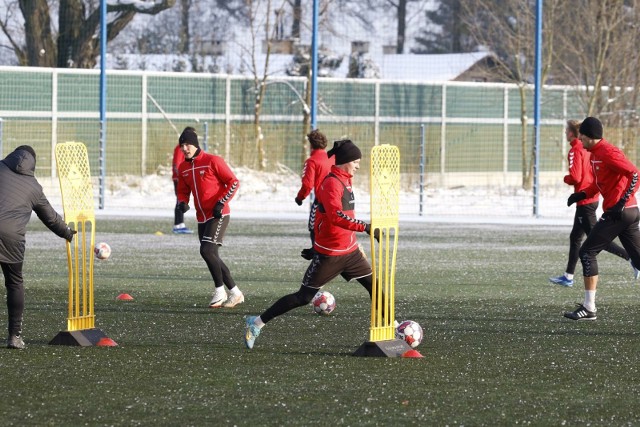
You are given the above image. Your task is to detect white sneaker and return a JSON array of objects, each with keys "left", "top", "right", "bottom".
[
  {"left": 631, "top": 260, "right": 640, "bottom": 280},
  {"left": 222, "top": 292, "right": 245, "bottom": 308},
  {"left": 209, "top": 288, "right": 228, "bottom": 308}
]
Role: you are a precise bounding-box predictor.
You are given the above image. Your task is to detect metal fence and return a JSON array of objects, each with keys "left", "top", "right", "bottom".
[{"left": 0, "top": 66, "right": 623, "bottom": 218}]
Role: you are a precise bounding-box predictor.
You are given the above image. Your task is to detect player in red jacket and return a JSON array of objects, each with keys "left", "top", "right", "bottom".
[
  {"left": 294, "top": 129, "right": 334, "bottom": 260},
  {"left": 549, "top": 120, "right": 629, "bottom": 287},
  {"left": 565, "top": 117, "right": 640, "bottom": 320},
  {"left": 244, "top": 139, "right": 379, "bottom": 349},
  {"left": 175, "top": 128, "right": 245, "bottom": 308},
  {"left": 171, "top": 127, "right": 194, "bottom": 234}
]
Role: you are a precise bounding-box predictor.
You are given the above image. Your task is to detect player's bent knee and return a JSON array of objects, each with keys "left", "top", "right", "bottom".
[{"left": 296, "top": 286, "right": 318, "bottom": 305}]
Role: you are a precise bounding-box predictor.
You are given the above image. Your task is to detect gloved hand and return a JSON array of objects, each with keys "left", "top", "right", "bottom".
[
  {"left": 65, "top": 228, "right": 77, "bottom": 242},
  {"left": 177, "top": 201, "right": 190, "bottom": 213},
  {"left": 295, "top": 197, "right": 303, "bottom": 206},
  {"left": 213, "top": 202, "right": 225, "bottom": 219},
  {"left": 567, "top": 192, "right": 587, "bottom": 206},
  {"left": 300, "top": 248, "right": 315, "bottom": 260},
  {"left": 604, "top": 199, "right": 626, "bottom": 221},
  {"left": 364, "top": 223, "right": 380, "bottom": 242}
]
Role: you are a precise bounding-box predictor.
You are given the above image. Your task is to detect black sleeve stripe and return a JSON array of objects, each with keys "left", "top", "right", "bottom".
[
  {"left": 220, "top": 180, "right": 239, "bottom": 203},
  {"left": 621, "top": 172, "right": 637, "bottom": 204},
  {"left": 337, "top": 210, "right": 366, "bottom": 226}
]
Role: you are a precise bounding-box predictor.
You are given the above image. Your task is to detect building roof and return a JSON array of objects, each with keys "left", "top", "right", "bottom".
[{"left": 105, "top": 51, "right": 493, "bottom": 82}]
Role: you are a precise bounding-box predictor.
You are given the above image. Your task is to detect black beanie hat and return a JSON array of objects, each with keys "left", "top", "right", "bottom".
[
  {"left": 179, "top": 129, "right": 199, "bottom": 147},
  {"left": 15, "top": 145, "right": 36, "bottom": 162},
  {"left": 579, "top": 117, "right": 603, "bottom": 140},
  {"left": 327, "top": 139, "right": 362, "bottom": 165}
]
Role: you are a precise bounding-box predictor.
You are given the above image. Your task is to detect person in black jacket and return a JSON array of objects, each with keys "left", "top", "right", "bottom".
[{"left": 0, "top": 146, "right": 76, "bottom": 349}]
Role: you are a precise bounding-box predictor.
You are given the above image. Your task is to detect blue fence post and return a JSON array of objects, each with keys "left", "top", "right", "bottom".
[
  {"left": 419, "top": 124, "right": 425, "bottom": 216},
  {"left": 203, "top": 122, "right": 209, "bottom": 152},
  {"left": 0, "top": 118, "right": 3, "bottom": 159}
]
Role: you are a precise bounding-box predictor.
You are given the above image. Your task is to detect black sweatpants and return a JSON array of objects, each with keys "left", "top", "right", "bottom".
[
  {"left": 260, "top": 249, "right": 374, "bottom": 324},
  {"left": 579, "top": 207, "right": 640, "bottom": 277},
  {"left": 1, "top": 262, "right": 24, "bottom": 336},
  {"left": 566, "top": 202, "right": 628, "bottom": 274},
  {"left": 198, "top": 216, "right": 237, "bottom": 290}
]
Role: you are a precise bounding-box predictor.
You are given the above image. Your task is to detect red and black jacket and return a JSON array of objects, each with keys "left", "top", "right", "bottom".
[
  {"left": 176, "top": 150, "right": 239, "bottom": 223},
  {"left": 313, "top": 166, "right": 367, "bottom": 256},
  {"left": 296, "top": 149, "right": 334, "bottom": 201},
  {"left": 583, "top": 139, "right": 638, "bottom": 211},
  {"left": 564, "top": 138, "right": 598, "bottom": 206}
]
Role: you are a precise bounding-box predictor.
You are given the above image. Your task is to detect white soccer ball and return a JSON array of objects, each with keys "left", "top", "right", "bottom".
[
  {"left": 395, "top": 320, "right": 423, "bottom": 348},
  {"left": 312, "top": 290, "right": 336, "bottom": 315},
  {"left": 94, "top": 242, "right": 111, "bottom": 260}
]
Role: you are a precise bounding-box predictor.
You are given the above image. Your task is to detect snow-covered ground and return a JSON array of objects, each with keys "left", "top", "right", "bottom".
[{"left": 39, "top": 166, "right": 579, "bottom": 227}]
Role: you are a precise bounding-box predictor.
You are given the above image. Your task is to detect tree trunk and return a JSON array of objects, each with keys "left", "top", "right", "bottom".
[
  {"left": 291, "top": 0, "right": 302, "bottom": 40},
  {"left": 179, "top": 0, "right": 190, "bottom": 54},
  {"left": 58, "top": 1, "right": 85, "bottom": 68},
  {"left": 518, "top": 85, "right": 532, "bottom": 190},
  {"left": 302, "top": 72, "right": 312, "bottom": 167},
  {"left": 16, "top": 0, "right": 174, "bottom": 68},
  {"left": 19, "top": 0, "right": 56, "bottom": 67},
  {"left": 396, "top": 0, "right": 407, "bottom": 53},
  {"left": 254, "top": 78, "right": 267, "bottom": 170},
  {"left": 451, "top": 0, "right": 462, "bottom": 52}
]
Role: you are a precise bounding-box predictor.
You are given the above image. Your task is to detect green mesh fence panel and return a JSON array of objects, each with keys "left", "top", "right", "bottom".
[
  {"left": 0, "top": 71, "right": 52, "bottom": 111},
  {"left": 379, "top": 83, "right": 442, "bottom": 117},
  {"left": 107, "top": 74, "right": 142, "bottom": 114},
  {"left": 3, "top": 66, "right": 634, "bottom": 217},
  {"left": 59, "top": 73, "right": 99, "bottom": 112},
  {"left": 318, "top": 80, "right": 376, "bottom": 117},
  {"left": 447, "top": 85, "right": 504, "bottom": 119},
  {"left": 147, "top": 74, "right": 224, "bottom": 115},
  {"left": 445, "top": 124, "right": 503, "bottom": 172}
]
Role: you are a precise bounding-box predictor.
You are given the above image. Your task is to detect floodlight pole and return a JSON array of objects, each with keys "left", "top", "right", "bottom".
[
  {"left": 310, "top": 0, "right": 319, "bottom": 129},
  {"left": 98, "top": 0, "right": 107, "bottom": 209},
  {"left": 532, "top": 0, "right": 542, "bottom": 217}
]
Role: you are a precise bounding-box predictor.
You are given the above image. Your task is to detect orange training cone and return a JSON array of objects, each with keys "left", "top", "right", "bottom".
[
  {"left": 96, "top": 337, "right": 118, "bottom": 347},
  {"left": 116, "top": 293, "right": 134, "bottom": 301},
  {"left": 401, "top": 349, "right": 424, "bottom": 358}
]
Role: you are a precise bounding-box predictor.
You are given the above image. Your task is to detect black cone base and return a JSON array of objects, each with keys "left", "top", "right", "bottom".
[
  {"left": 49, "top": 328, "right": 114, "bottom": 346},
  {"left": 353, "top": 339, "right": 412, "bottom": 357}
]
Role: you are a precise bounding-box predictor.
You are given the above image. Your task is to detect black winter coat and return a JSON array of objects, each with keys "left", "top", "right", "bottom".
[{"left": 0, "top": 148, "right": 71, "bottom": 264}]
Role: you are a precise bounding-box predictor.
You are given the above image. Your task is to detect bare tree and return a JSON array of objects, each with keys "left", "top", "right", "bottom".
[
  {"left": 0, "top": 0, "right": 176, "bottom": 68},
  {"left": 462, "top": 0, "right": 561, "bottom": 190},
  {"left": 178, "top": 0, "right": 191, "bottom": 54},
  {"left": 290, "top": 0, "right": 301, "bottom": 39},
  {"left": 239, "top": 0, "right": 289, "bottom": 170},
  {"left": 383, "top": 0, "right": 428, "bottom": 53},
  {"left": 413, "top": 0, "right": 474, "bottom": 53},
  {"left": 552, "top": 0, "right": 640, "bottom": 154}
]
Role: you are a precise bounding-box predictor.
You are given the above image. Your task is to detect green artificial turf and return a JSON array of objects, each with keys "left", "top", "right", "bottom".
[{"left": 0, "top": 218, "right": 639, "bottom": 425}]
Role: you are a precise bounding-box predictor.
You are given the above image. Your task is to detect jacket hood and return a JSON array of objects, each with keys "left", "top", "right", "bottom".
[{"left": 2, "top": 149, "right": 36, "bottom": 177}]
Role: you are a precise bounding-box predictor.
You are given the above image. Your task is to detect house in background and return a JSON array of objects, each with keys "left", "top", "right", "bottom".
[{"left": 107, "top": 46, "right": 501, "bottom": 83}]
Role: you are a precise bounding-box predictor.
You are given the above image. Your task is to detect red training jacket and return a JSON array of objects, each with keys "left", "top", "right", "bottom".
[
  {"left": 172, "top": 144, "right": 184, "bottom": 183},
  {"left": 176, "top": 150, "right": 240, "bottom": 223},
  {"left": 563, "top": 138, "right": 598, "bottom": 206},
  {"left": 583, "top": 138, "right": 638, "bottom": 211},
  {"left": 296, "top": 149, "right": 334, "bottom": 201},
  {"left": 313, "top": 166, "right": 367, "bottom": 256}
]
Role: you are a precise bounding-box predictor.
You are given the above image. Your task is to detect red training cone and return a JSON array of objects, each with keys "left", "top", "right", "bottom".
[
  {"left": 116, "top": 293, "right": 134, "bottom": 301},
  {"left": 96, "top": 337, "right": 118, "bottom": 347},
  {"left": 401, "top": 349, "right": 424, "bottom": 358}
]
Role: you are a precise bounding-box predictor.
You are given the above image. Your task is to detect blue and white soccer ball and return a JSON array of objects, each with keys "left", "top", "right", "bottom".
[
  {"left": 312, "top": 290, "right": 336, "bottom": 315},
  {"left": 395, "top": 320, "right": 423, "bottom": 348}
]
